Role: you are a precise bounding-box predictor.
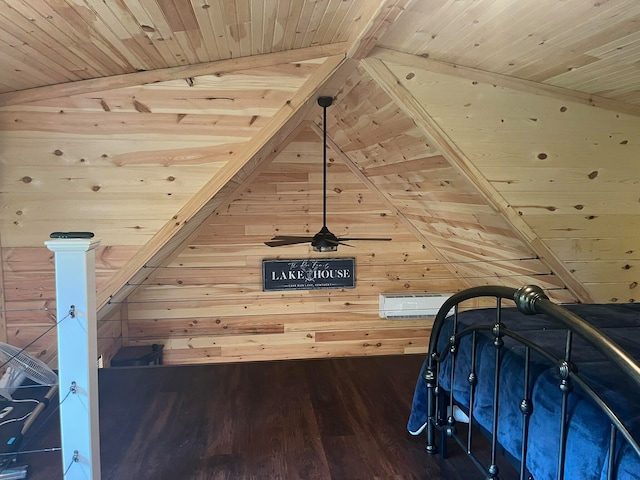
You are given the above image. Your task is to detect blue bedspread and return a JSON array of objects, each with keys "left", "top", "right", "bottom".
[{"left": 408, "top": 303, "right": 640, "bottom": 480}]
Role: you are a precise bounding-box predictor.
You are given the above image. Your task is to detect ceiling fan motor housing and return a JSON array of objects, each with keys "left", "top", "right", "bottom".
[{"left": 312, "top": 226, "right": 339, "bottom": 252}]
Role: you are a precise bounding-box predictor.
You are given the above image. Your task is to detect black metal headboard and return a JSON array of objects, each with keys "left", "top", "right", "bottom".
[{"left": 423, "top": 285, "right": 640, "bottom": 480}]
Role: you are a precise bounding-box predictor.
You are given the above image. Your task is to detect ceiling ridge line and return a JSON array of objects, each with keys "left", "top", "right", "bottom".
[{"left": 346, "top": 0, "right": 418, "bottom": 60}]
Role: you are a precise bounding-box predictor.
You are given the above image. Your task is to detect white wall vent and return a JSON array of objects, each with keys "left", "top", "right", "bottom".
[{"left": 379, "top": 293, "right": 453, "bottom": 319}]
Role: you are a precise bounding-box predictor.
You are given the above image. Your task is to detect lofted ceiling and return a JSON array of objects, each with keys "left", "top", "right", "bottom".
[{"left": 1, "top": 0, "right": 640, "bottom": 334}]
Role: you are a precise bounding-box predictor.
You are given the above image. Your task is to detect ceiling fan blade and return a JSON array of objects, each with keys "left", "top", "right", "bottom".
[
  {"left": 269, "top": 235, "right": 315, "bottom": 242},
  {"left": 338, "top": 237, "right": 392, "bottom": 241},
  {"left": 265, "top": 239, "right": 311, "bottom": 247},
  {"left": 265, "top": 235, "right": 314, "bottom": 247}
]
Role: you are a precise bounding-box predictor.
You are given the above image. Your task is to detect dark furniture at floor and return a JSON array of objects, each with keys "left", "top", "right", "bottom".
[
  {"left": 409, "top": 285, "right": 640, "bottom": 480},
  {"left": 110, "top": 344, "right": 164, "bottom": 367}
]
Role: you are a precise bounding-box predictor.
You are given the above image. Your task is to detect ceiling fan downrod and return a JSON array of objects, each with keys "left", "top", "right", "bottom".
[
  {"left": 315, "top": 96, "right": 336, "bottom": 252},
  {"left": 263, "top": 95, "right": 392, "bottom": 251},
  {"left": 318, "top": 95, "right": 333, "bottom": 232}
]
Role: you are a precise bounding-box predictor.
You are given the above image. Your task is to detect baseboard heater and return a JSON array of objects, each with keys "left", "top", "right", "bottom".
[{"left": 379, "top": 292, "right": 453, "bottom": 319}]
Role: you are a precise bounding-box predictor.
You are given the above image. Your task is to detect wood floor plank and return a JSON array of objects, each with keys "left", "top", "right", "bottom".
[{"left": 19, "top": 355, "right": 503, "bottom": 479}]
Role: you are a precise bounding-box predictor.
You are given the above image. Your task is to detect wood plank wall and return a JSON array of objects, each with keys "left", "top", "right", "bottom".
[
  {"left": 0, "top": 60, "right": 320, "bottom": 365},
  {"left": 329, "top": 65, "right": 575, "bottom": 301},
  {"left": 125, "top": 117, "right": 574, "bottom": 365},
  {"left": 1, "top": 246, "right": 131, "bottom": 364},
  {"left": 6, "top": 53, "right": 632, "bottom": 366},
  {"left": 126, "top": 128, "right": 460, "bottom": 364},
  {"left": 387, "top": 62, "right": 640, "bottom": 303}
]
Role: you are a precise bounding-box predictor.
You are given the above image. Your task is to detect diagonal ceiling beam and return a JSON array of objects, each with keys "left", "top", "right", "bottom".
[
  {"left": 0, "top": 43, "right": 347, "bottom": 107},
  {"left": 347, "top": 0, "right": 417, "bottom": 60},
  {"left": 361, "top": 56, "right": 594, "bottom": 303},
  {"left": 370, "top": 47, "right": 640, "bottom": 118},
  {"left": 97, "top": 54, "right": 346, "bottom": 319},
  {"left": 125, "top": 120, "right": 312, "bottom": 290},
  {"left": 309, "top": 121, "right": 473, "bottom": 290}
]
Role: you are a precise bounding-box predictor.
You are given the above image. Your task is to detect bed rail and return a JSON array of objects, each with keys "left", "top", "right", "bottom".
[{"left": 424, "top": 285, "right": 640, "bottom": 480}]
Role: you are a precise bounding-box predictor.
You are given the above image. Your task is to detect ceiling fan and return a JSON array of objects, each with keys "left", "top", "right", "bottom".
[{"left": 265, "top": 96, "right": 392, "bottom": 252}]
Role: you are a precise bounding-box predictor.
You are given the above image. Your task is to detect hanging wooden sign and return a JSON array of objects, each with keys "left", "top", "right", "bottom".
[{"left": 262, "top": 258, "right": 356, "bottom": 291}]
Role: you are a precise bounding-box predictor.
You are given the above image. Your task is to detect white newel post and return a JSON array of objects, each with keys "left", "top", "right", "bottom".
[{"left": 45, "top": 239, "right": 102, "bottom": 480}]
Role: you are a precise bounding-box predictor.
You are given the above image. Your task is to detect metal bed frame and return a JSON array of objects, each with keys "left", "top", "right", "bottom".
[{"left": 424, "top": 285, "right": 640, "bottom": 480}]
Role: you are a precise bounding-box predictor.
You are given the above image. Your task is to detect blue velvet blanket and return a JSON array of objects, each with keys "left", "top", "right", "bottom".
[{"left": 407, "top": 303, "right": 640, "bottom": 480}]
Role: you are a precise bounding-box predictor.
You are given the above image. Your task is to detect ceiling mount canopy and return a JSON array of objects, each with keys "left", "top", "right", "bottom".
[{"left": 265, "top": 96, "right": 392, "bottom": 252}]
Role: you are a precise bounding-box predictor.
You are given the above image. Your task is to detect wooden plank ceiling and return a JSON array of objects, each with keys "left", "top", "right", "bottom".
[{"left": 0, "top": 0, "right": 639, "bottom": 364}]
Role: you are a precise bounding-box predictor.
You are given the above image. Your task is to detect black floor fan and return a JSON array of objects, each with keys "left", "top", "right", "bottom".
[{"left": 265, "top": 96, "right": 392, "bottom": 252}]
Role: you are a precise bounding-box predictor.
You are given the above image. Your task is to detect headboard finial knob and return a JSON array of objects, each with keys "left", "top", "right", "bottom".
[{"left": 514, "top": 285, "right": 548, "bottom": 315}]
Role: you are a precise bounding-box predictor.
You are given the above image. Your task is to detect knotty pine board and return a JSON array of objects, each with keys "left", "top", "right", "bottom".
[
  {"left": 7, "top": 324, "right": 56, "bottom": 363},
  {"left": 136, "top": 335, "right": 433, "bottom": 366},
  {"left": 0, "top": 164, "right": 225, "bottom": 195},
  {"left": 13, "top": 68, "right": 316, "bottom": 115},
  {"left": 165, "top": 242, "right": 433, "bottom": 260},
  {"left": 544, "top": 238, "right": 640, "bottom": 262},
  {"left": 526, "top": 214, "right": 640, "bottom": 239},
  {"left": 124, "top": 314, "right": 425, "bottom": 339},
  {"left": 0, "top": 112, "right": 263, "bottom": 137},
  {"left": 465, "top": 142, "right": 640, "bottom": 170},
  {"left": 2, "top": 245, "right": 135, "bottom": 364},
  {"left": 168, "top": 247, "right": 451, "bottom": 268},
  {"left": 128, "top": 279, "right": 466, "bottom": 303},
  {"left": 3, "top": 221, "right": 165, "bottom": 249},
  {"left": 565, "top": 260, "right": 640, "bottom": 284},
  {"left": 159, "top": 339, "right": 429, "bottom": 365},
  {"left": 148, "top": 263, "right": 456, "bottom": 284},
  {"left": 6, "top": 194, "right": 191, "bottom": 221},
  {"left": 504, "top": 191, "right": 640, "bottom": 216},
  {"left": 481, "top": 166, "right": 640, "bottom": 194},
  {"left": 0, "top": 133, "right": 246, "bottom": 166},
  {"left": 581, "top": 283, "right": 640, "bottom": 304},
  {"left": 126, "top": 295, "right": 403, "bottom": 320},
  {"left": 129, "top": 328, "right": 428, "bottom": 351}
]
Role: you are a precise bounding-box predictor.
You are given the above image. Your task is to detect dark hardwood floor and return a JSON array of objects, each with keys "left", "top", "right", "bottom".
[{"left": 13, "top": 354, "right": 509, "bottom": 479}]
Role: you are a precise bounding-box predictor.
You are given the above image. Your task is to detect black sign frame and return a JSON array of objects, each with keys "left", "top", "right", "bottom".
[{"left": 262, "top": 258, "right": 356, "bottom": 291}]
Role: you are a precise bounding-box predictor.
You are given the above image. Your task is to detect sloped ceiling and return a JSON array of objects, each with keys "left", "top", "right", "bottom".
[
  {"left": 2, "top": 0, "right": 640, "bottom": 357},
  {"left": 1, "top": 60, "right": 323, "bottom": 245},
  {"left": 379, "top": 57, "right": 640, "bottom": 302},
  {"left": 378, "top": 0, "right": 640, "bottom": 107}
]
